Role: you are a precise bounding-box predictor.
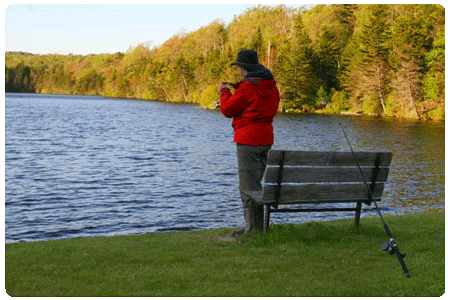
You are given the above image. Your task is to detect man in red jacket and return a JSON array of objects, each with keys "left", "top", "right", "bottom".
[{"left": 219, "top": 50, "right": 280, "bottom": 236}]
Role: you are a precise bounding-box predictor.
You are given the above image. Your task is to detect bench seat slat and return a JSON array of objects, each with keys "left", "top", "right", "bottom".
[
  {"left": 263, "top": 166, "right": 390, "bottom": 183},
  {"left": 267, "top": 150, "right": 393, "bottom": 167},
  {"left": 243, "top": 190, "right": 381, "bottom": 205},
  {"left": 261, "top": 183, "right": 384, "bottom": 203}
]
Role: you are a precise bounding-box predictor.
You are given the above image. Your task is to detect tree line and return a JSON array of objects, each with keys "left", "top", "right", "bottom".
[{"left": 5, "top": 4, "right": 445, "bottom": 120}]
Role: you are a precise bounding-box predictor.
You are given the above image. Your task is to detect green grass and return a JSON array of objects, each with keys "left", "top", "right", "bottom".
[{"left": 5, "top": 211, "right": 444, "bottom": 296}]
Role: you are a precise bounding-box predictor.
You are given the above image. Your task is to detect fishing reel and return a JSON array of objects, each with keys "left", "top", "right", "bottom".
[
  {"left": 381, "top": 241, "right": 407, "bottom": 259},
  {"left": 380, "top": 241, "right": 396, "bottom": 255}
]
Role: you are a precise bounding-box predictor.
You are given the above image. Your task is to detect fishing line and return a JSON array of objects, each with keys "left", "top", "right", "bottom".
[{"left": 330, "top": 109, "right": 411, "bottom": 277}]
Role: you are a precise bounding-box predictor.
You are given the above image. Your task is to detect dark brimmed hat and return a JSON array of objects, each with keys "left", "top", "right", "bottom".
[{"left": 231, "top": 49, "right": 263, "bottom": 70}]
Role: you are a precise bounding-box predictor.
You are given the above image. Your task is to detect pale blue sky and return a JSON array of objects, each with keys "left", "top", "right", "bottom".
[{"left": 5, "top": 3, "right": 306, "bottom": 55}]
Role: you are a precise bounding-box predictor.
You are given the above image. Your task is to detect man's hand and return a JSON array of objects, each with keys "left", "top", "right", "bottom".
[{"left": 218, "top": 82, "right": 229, "bottom": 92}]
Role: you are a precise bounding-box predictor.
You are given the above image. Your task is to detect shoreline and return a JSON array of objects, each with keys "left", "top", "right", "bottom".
[
  {"left": 5, "top": 209, "right": 444, "bottom": 245},
  {"left": 6, "top": 91, "right": 445, "bottom": 121}
]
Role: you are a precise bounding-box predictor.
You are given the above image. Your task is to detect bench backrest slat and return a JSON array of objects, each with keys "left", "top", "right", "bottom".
[
  {"left": 267, "top": 150, "right": 392, "bottom": 167},
  {"left": 263, "top": 166, "right": 389, "bottom": 184},
  {"left": 262, "top": 182, "right": 384, "bottom": 203}
]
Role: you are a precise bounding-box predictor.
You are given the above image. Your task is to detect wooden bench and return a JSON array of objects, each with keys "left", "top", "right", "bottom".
[{"left": 244, "top": 150, "right": 393, "bottom": 232}]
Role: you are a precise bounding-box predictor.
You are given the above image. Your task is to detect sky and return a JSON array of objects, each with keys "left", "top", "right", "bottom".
[{"left": 4, "top": 2, "right": 307, "bottom": 56}]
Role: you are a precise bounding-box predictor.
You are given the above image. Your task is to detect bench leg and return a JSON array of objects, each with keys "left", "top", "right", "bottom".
[
  {"left": 264, "top": 204, "right": 271, "bottom": 233},
  {"left": 355, "top": 201, "right": 362, "bottom": 229}
]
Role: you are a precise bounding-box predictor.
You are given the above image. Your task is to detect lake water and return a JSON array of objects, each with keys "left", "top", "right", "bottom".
[{"left": 5, "top": 93, "right": 445, "bottom": 243}]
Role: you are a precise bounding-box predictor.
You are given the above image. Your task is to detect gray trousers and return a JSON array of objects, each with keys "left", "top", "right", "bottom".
[{"left": 236, "top": 143, "right": 271, "bottom": 232}]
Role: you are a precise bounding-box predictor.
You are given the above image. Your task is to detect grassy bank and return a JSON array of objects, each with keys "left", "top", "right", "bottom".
[{"left": 5, "top": 211, "right": 444, "bottom": 296}]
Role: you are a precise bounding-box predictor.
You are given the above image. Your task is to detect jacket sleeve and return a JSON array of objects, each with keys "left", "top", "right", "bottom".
[{"left": 220, "top": 82, "right": 250, "bottom": 118}]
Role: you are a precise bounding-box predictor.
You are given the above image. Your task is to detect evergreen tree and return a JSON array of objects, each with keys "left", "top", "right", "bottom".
[
  {"left": 5, "top": 67, "right": 14, "bottom": 92},
  {"left": 340, "top": 37, "right": 364, "bottom": 111},
  {"left": 312, "top": 25, "right": 341, "bottom": 93},
  {"left": 251, "top": 26, "right": 264, "bottom": 52},
  {"left": 276, "top": 13, "right": 318, "bottom": 109},
  {"left": 423, "top": 25, "right": 445, "bottom": 107},
  {"left": 347, "top": 4, "right": 391, "bottom": 114},
  {"left": 389, "top": 4, "right": 444, "bottom": 118}
]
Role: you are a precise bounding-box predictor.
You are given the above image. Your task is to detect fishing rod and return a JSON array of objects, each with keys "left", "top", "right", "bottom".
[{"left": 330, "top": 108, "right": 411, "bottom": 278}]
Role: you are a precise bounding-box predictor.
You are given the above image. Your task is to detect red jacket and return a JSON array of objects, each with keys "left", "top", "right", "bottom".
[{"left": 220, "top": 78, "right": 280, "bottom": 146}]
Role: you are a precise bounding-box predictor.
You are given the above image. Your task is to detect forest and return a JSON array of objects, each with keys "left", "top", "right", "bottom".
[{"left": 5, "top": 4, "right": 445, "bottom": 120}]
